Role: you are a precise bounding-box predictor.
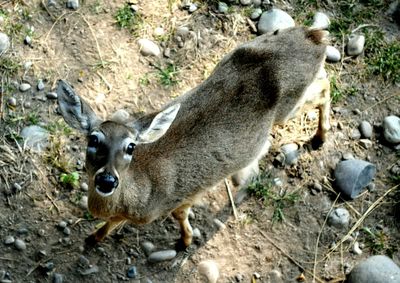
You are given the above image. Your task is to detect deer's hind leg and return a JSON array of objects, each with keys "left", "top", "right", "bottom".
[
  {"left": 85, "top": 217, "right": 126, "bottom": 246},
  {"left": 172, "top": 204, "right": 193, "bottom": 250}
]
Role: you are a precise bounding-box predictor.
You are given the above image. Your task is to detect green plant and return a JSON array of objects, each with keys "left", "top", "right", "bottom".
[
  {"left": 139, "top": 73, "right": 150, "bottom": 86},
  {"left": 362, "top": 227, "right": 398, "bottom": 257},
  {"left": 60, "top": 171, "right": 80, "bottom": 189},
  {"left": 157, "top": 63, "right": 179, "bottom": 87},
  {"left": 45, "top": 120, "right": 72, "bottom": 135},
  {"left": 27, "top": 113, "right": 40, "bottom": 125},
  {"left": 247, "top": 172, "right": 300, "bottom": 223},
  {"left": 115, "top": 4, "right": 143, "bottom": 31}
]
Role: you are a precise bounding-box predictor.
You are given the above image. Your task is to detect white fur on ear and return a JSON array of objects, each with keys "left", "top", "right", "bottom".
[{"left": 136, "top": 103, "right": 181, "bottom": 144}]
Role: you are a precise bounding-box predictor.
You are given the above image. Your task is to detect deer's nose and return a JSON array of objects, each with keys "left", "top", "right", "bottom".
[{"left": 95, "top": 172, "right": 119, "bottom": 196}]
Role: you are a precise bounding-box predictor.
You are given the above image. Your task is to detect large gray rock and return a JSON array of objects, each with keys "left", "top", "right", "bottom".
[
  {"left": 20, "top": 125, "right": 49, "bottom": 152},
  {"left": 347, "top": 34, "right": 365, "bottom": 56},
  {"left": 257, "top": 9, "right": 295, "bottom": 34},
  {"left": 383, "top": 115, "right": 400, "bottom": 144},
  {"left": 348, "top": 255, "right": 400, "bottom": 283},
  {"left": 0, "top": 32, "right": 10, "bottom": 54},
  {"left": 311, "top": 12, "right": 330, "bottom": 29}
]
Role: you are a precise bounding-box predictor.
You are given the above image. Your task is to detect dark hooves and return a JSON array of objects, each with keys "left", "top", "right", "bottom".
[
  {"left": 175, "top": 238, "right": 189, "bottom": 252},
  {"left": 310, "top": 135, "right": 324, "bottom": 150}
]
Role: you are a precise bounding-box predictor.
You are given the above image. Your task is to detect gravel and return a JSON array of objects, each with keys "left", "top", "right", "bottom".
[
  {"left": 127, "top": 266, "right": 138, "bottom": 279},
  {"left": 53, "top": 273, "right": 63, "bottom": 283},
  {"left": 148, "top": 250, "right": 177, "bottom": 263},
  {"left": 141, "top": 241, "right": 155, "bottom": 256}
]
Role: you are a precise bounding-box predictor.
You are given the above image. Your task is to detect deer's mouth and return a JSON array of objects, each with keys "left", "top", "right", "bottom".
[{"left": 95, "top": 185, "right": 115, "bottom": 197}]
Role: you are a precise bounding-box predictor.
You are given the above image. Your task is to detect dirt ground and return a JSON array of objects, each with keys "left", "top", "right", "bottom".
[{"left": 0, "top": 0, "right": 399, "bottom": 282}]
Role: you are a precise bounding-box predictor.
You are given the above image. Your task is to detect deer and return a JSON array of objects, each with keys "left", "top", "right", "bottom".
[{"left": 56, "top": 27, "right": 331, "bottom": 250}]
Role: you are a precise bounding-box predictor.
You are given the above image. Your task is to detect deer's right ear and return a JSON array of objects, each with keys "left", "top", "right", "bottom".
[{"left": 57, "top": 80, "right": 101, "bottom": 134}]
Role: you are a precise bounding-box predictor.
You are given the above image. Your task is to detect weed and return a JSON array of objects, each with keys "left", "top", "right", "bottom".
[
  {"left": 247, "top": 172, "right": 300, "bottom": 223},
  {"left": 83, "top": 211, "right": 94, "bottom": 220},
  {"left": 115, "top": 3, "right": 143, "bottom": 34},
  {"left": 330, "top": 76, "right": 358, "bottom": 104},
  {"left": 26, "top": 113, "right": 40, "bottom": 125},
  {"left": 0, "top": 57, "right": 21, "bottom": 77},
  {"left": 45, "top": 120, "right": 72, "bottom": 135},
  {"left": 139, "top": 73, "right": 151, "bottom": 86},
  {"left": 157, "top": 63, "right": 179, "bottom": 87},
  {"left": 363, "top": 227, "right": 398, "bottom": 257},
  {"left": 60, "top": 171, "right": 80, "bottom": 190}
]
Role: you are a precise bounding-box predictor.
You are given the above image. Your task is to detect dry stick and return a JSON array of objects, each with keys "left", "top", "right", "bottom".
[
  {"left": 313, "top": 193, "right": 341, "bottom": 282},
  {"left": 351, "top": 24, "right": 379, "bottom": 34},
  {"left": 224, "top": 178, "right": 238, "bottom": 220},
  {"left": 40, "top": 0, "right": 56, "bottom": 20},
  {"left": 46, "top": 192, "right": 60, "bottom": 213},
  {"left": 77, "top": 12, "right": 105, "bottom": 67},
  {"left": 44, "top": 11, "right": 70, "bottom": 42},
  {"left": 258, "top": 228, "right": 325, "bottom": 283},
  {"left": 326, "top": 184, "right": 399, "bottom": 258}
]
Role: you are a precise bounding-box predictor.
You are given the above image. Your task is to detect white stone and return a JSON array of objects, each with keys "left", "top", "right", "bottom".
[
  {"left": 328, "top": 207, "right": 350, "bottom": 228},
  {"left": 0, "top": 32, "right": 10, "bottom": 54},
  {"left": 383, "top": 115, "right": 400, "bottom": 144},
  {"left": 311, "top": 12, "right": 330, "bottom": 29},
  {"left": 110, "top": 109, "right": 130, "bottom": 123},
  {"left": 326, "top": 46, "right": 341, "bottom": 62},
  {"left": 67, "top": 0, "right": 79, "bottom": 10},
  {"left": 148, "top": 250, "right": 177, "bottom": 263},
  {"left": 352, "top": 241, "right": 363, "bottom": 255},
  {"left": 258, "top": 9, "right": 295, "bottom": 34},
  {"left": 20, "top": 125, "right": 49, "bottom": 152},
  {"left": 240, "top": 0, "right": 252, "bottom": 6},
  {"left": 347, "top": 34, "right": 365, "bottom": 56},
  {"left": 198, "top": 260, "right": 219, "bottom": 283},
  {"left": 19, "top": 83, "right": 31, "bottom": 92},
  {"left": 138, "top": 39, "right": 161, "bottom": 57},
  {"left": 154, "top": 27, "right": 165, "bottom": 37},
  {"left": 79, "top": 196, "right": 88, "bottom": 209}
]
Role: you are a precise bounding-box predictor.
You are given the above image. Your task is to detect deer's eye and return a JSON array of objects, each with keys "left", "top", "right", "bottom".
[
  {"left": 88, "top": 134, "right": 99, "bottom": 148},
  {"left": 126, "top": 143, "right": 135, "bottom": 155}
]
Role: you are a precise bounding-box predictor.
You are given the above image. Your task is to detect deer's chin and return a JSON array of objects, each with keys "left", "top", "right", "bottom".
[{"left": 95, "top": 186, "right": 115, "bottom": 197}]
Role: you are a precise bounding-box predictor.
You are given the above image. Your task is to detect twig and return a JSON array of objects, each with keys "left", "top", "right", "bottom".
[
  {"left": 96, "top": 71, "right": 112, "bottom": 92},
  {"left": 46, "top": 192, "right": 60, "bottom": 213},
  {"left": 43, "top": 11, "right": 70, "bottom": 42},
  {"left": 326, "top": 184, "right": 399, "bottom": 258},
  {"left": 40, "top": 0, "right": 56, "bottom": 20},
  {"left": 258, "top": 228, "right": 324, "bottom": 283},
  {"left": 362, "top": 91, "right": 400, "bottom": 112},
  {"left": 351, "top": 24, "right": 379, "bottom": 34},
  {"left": 224, "top": 178, "right": 238, "bottom": 220},
  {"left": 0, "top": 257, "right": 17, "bottom": 261},
  {"left": 313, "top": 193, "right": 340, "bottom": 282}
]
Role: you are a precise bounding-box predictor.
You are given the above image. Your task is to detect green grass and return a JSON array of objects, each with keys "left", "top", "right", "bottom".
[
  {"left": 247, "top": 172, "right": 300, "bottom": 223},
  {"left": 362, "top": 226, "right": 398, "bottom": 257},
  {"left": 45, "top": 120, "right": 73, "bottom": 135},
  {"left": 60, "top": 171, "right": 80, "bottom": 190},
  {"left": 115, "top": 3, "right": 143, "bottom": 34},
  {"left": 330, "top": 76, "right": 359, "bottom": 104},
  {"left": 157, "top": 63, "right": 179, "bottom": 87}
]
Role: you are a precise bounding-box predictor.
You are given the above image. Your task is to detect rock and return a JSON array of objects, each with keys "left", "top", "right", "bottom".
[
  {"left": 235, "top": 273, "right": 244, "bottom": 281},
  {"left": 127, "top": 266, "right": 138, "bottom": 279},
  {"left": 343, "top": 152, "right": 355, "bottom": 160},
  {"left": 311, "top": 12, "right": 330, "bottom": 29},
  {"left": 4, "top": 236, "right": 15, "bottom": 245},
  {"left": 198, "top": 260, "right": 219, "bottom": 283},
  {"left": 213, "top": 218, "right": 226, "bottom": 229},
  {"left": 334, "top": 160, "right": 376, "bottom": 199},
  {"left": 67, "top": 0, "right": 79, "bottom": 10},
  {"left": 328, "top": 207, "right": 350, "bottom": 229},
  {"left": 43, "top": 261, "right": 55, "bottom": 271},
  {"left": 176, "top": 26, "right": 190, "bottom": 39},
  {"left": 63, "top": 227, "right": 71, "bottom": 235},
  {"left": 346, "top": 34, "right": 365, "bottom": 56},
  {"left": 188, "top": 3, "right": 198, "bottom": 13},
  {"left": 7, "top": 97, "right": 17, "bottom": 107},
  {"left": 80, "top": 182, "right": 88, "bottom": 191},
  {"left": 153, "top": 27, "right": 164, "bottom": 37},
  {"left": 257, "top": 9, "right": 295, "bottom": 34},
  {"left": 20, "top": 125, "right": 49, "bottom": 152},
  {"left": 110, "top": 109, "right": 130, "bottom": 123},
  {"left": 359, "top": 121, "right": 373, "bottom": 138},
  {"left": 281, "top": 143, "right": 299, "bottom": 165},
  {"left": 192, "top": 227, "right": 201, "bottom": 239},
  {"left": 250, "top": 8, "right": 263, "bottom": 20},
  {"left": 48, "top": 0, "right": 56, "bottom": 6},
  {"left": 79, "top": 195, "right": 88, "bottom": 209},
  {"left": 78, "top": 255, "right": 90, "bottom": 267},
  {"left": 23, "top": 61, "right": 33, "bottom": 69},
  {"left": 19, "top": 83, "right": 31, "bottom": 92},
  {"left": 266, "top": 270, "right": 283, "bottom": 283},
  {"left": 58, "top": 220, "right": 67, "bottom": 229},
  {"left": 218, "top": 2, "right": 229, "bottom": 14},
  {"left": 359, "top": 139, "right": 373, "bottom": 149},
  {"left": 253, "top": 0, "right": 262, "bottom": 6},
  {"left": 37, "top": 80, "right": 45, "bottom": 91},
  {"left": 14, "top": 239, "right": 26, "bottom": 250},
  {"left": 351, "top": 128, "right": 361, "bottom": 140},
  {"left": 326, "top": 46, "right": 341, "bottom": 62},
  {"left": 352, "top": 241, "right": 362, "bottom": 255},
  {"left": 24, "top": 35, "right": 32, "bottom": 45},
  {"left": 148, "top": 250, "right": 177, "bottom": 263},
  {"left": 234, "top": 187, "right": 249, "bottom": 205},
  {"left": 347, "top": 255, "right": 400, "bottom": 283},
  {"left": 80, "top": 265, "right": 99, "bottom": 275},
  {"left": 0, "top": 32, "right": 10, "bottom": 54},
  {"left": 163, "top": 48, "right": 171, "bottom": 58},
  {"left": 240, "top": 0, "right": 252, "bottom": 5},
  {"left": 383, "top": 115, "right": 400, "bottom": 144},
  {"left": 46, "top": 92, "right": 58, "bottom": 99},
  {"left": 141, "top": 241, "right": 155, "bottom": 256},
  {"left": 138, "top": 39, "right": 161, "bottom": 57},
  {"left": 53, "top": 273, "right": 63, "bottom": 283}
]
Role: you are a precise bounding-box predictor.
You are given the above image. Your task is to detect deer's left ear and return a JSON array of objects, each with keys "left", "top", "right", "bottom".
[{"left": 133, "top": 103, "right": 180, "bottom": 144}]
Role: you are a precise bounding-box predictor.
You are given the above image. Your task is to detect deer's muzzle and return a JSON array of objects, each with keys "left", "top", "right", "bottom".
[{"left": 94, "top": 172, "right": 119, "bottom": 197}]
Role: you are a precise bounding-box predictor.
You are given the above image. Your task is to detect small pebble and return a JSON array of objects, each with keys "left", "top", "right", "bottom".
[
  {"left": 53, "top": 273, "right": 63, "bottom": 283},
  {"left": 328, "top": 207, "right": 350, "bottom": 229},
  {"left": 176, "top": 26, "right": 190, "bottom": 38},
  {"left": 367, "top": 182, "right": 376, "bottom": 192},
  {"left": 127, "top": 266, "right": 138, "bottom": 279},
  {"left": 383, "top": 115, "right": 400, "bottom": 144},
  {"left": 213, "top": 218, "right": 226, "bottom": 229},
  {"left": 80, "top": 182, "right": 89, "bottom": 191},
  {"left": 359, "top": 139, "right": 373, "bottom": 149},
  {"left": 7, "top": 97, "right": 17, "bottom": 107},
  {"left": 37, "top": 79, "right": 45, "bottom": 91},
  {"left": 148, "top": 250, "right": 177, "bottom": 263},
  {"left": 138, "top": 39, "right": 161, "bottom": 57},
  {"left": 141, "top": 241, "right": 155, "bottom": 256},
  {"left": 235, "top": 273, "right": 244, "bottom": 282},
  {"left": 58, "top": 221, "right": 67, "bottom": 228},
  {"left": 38, "top": 229, "right": 45, "bottom": 237},
  {"left": 153, "top": 27, "right": 164, "bottom": 37},
  {"left": 351, "top": 128, "right": 361, "bottom": 140},
  {"left": 19, "top": 83, "right": 31, "bottom": 92},
  {"left": 80, "top": 265, "right": 99, "bottom": 275},
  {"left": 250, "top": 8, "right": 263, "bottom": 20},
  {"left": 79, "top": 255, "right": 90, "bottom": 267},
  {"left": 198, "top": 260, "right": 219, "bottom": 283},
  {"left": 352, "top": 241, "right": 363, "bottom": 255},
  {"left": 15, "top": 239, "right": 27, "bottom": 250},
  {"left": 343, "top": 152, "right": 355, "bottom": 160},
  {"left": 4, "top": 236, "right": 15, "bottom": 245},
  {"left": 273, "top": 177, "right": 283, "bottom": 186},
  {"left": 326, "top": 46, "right": 341, "bottom": 62},
  {"left": 346, "top": 34, "right": 365, "bottom": 56},
  {"left": 192, "top": 227, "right": 201, "bottom": 239},
  {"left": 240, "top": 0, "right": 252, "bottom": 6},
  {"left": 311, "top": 11, "right": 330, "bottom": 29},
  {"left": 24, "top": 35, "right": 32, "bottom": 45},
  {"left": 258, "top": 9, "right": 295, "bottom": 34},
  {"left": 79, "top": 195, "right": 88, "bottom": 210},
  {"left": 253, "top": 272, "right": 261, "bottom": 279},
  {"left": 23, "top": 61, "right": 33, "bottom": 69},
  {"left": 43, "top": 261, "right": 54, "bottom": 271},
  {"left": 0, "top": 32, "right": 10, "bottom": 54},
  {"left": 163, "top": 48, "right": 171, "bottom": 58},
  {"left": 218, "top": 2, "right": 229, "bottom": 14},
  {"left": 67, "top": 0, "right": 79, "bottom": 10},
  {"left": 359, "top": 121, "right": 372, "bottom": 138},
  {"left": 63, "top": 227, "right": 71, "bottom": 235},
  {"left": 188, "top": 3, "right": 197, "bottom": 13}
]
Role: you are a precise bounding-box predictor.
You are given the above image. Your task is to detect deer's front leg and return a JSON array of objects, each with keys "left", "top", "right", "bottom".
[
  {"left": 172, "top": 204, "right": 193, "bottom": 250},
  {"left": 85, "top": 217, "right": 126, "bottom": 245},
  {"left": 312, "top": 77, "right": 331, "bottom": 149}
]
